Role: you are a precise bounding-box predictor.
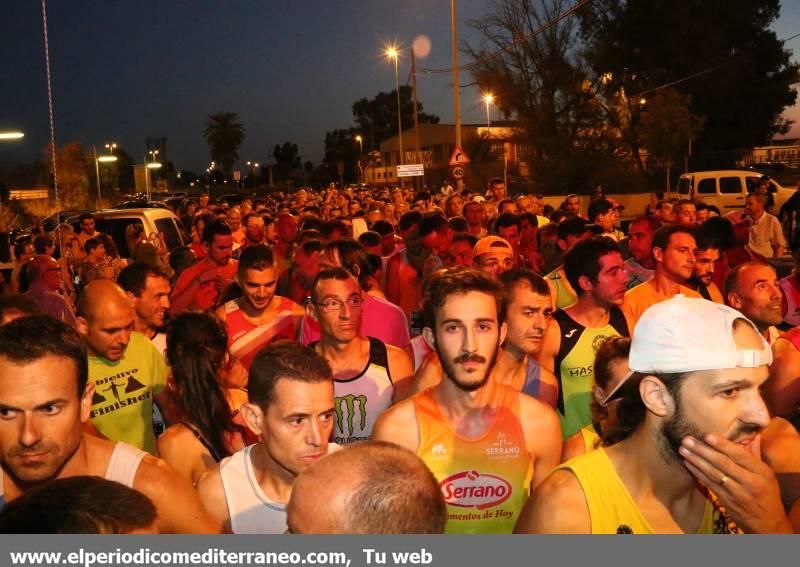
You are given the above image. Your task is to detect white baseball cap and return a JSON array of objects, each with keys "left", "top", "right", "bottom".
[{"left": 602, "top": 295, "right": 772, "bottom": 405}]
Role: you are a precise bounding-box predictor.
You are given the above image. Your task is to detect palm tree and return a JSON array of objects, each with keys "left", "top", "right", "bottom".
[{"left": 203, "top": 112, "right": 245, "bottom": 175}]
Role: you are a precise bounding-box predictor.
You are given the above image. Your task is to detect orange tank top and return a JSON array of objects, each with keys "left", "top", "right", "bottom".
[{"left": 413, "top": 385, "right": 533, "bottom": 534}]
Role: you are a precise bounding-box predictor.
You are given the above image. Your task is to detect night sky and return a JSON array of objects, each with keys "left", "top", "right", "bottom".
[{"left": 2, "top": 1, "right": 799, "bottom": 173}]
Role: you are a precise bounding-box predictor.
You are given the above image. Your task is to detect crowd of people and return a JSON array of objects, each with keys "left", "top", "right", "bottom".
[{"left": 0, "top": 176, "right": 798, "bottom": 534}]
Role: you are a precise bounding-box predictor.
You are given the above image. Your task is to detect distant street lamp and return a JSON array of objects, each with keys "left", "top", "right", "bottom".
[
  {"left": 93, "top": 146, "right": 118, "bottom": 207},
  {"left": 0, "top": 131, "right": 25, "bottom": 141},
  {"left": 144, "top": 152, "right": 162, "bottom": 201},
  {"left": 105, "top": 142, "right": 117, "bottom": 154},
  {"left": 385, "top": 46, "right": 404, "bottom": 166},
  {"left": 483, "top": 93, "right": 495, "bottom": 134},
  {"left": 355, "top": 135, "right": 363, "bottom": 183}
]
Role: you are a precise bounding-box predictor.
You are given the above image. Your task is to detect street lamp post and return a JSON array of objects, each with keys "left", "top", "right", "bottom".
[
  {"left": 355, "top": 135, "right": 363, "bottom": 184},
  {"left": 483, "top": 93, "right": 494, "bottom": 134},
  {"left": 386, "top": 47, "right": 403, "bottom": 167},
  {"left": 93, "top": 146, "right": 117, "bottom": 208}
]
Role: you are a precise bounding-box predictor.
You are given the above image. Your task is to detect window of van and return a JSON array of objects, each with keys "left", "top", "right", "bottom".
[
  {"left": 678, "top": 178, "right": 691, "bottom": 195},
  {"left": 93, "top": 219, "right": 138, "bottom": 258},
  {"left": 697, "top": 178, "right": 716, "bottom": 194},
  {"left": 155, "top": 218, "right": 183, "bottom": 250},
  {"left": 720, "top": 177, "right": 741, "bottom": 194}
]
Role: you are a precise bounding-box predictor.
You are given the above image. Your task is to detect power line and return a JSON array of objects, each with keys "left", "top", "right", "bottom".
[{"left": 416, "top": 0, "right": 592, "bottom": 76}]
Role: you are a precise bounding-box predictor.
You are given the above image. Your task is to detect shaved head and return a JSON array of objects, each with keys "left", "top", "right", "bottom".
[
  {"left": 76, "top": 280, "right": 130, "bottom": 321},
  {"left": 287, "top": 441, "right": 446, "bottom": 534},
  {"left": 27, "top": 255, "right": 59, "bottom": 283},
  {"left": 76, "top": 281, "right": 135, "bottom": 361}
]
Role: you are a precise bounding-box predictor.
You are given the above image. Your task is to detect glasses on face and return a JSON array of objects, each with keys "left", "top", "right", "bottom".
[{"left": 313, "top": 295, "right": 364, "bottom": 313}]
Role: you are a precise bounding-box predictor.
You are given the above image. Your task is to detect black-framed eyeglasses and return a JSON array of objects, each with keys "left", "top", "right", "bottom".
[{"left": 313, "top": 296, "right": 364, "bottom": 313}]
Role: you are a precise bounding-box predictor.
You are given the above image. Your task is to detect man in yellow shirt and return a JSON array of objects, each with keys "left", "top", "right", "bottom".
[
  {"left": 516, "top": 296, "right": 791, "bottom": 534},
  {"left": 621, "top": 224, "right": 701, "bottom": 331}
]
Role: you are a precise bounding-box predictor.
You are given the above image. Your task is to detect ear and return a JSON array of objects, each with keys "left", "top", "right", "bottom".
[
  {"left": 80, "top": 382, "right": 95, "bottom": 423},
  {"left": 558, "top": 239, "right": 568, "bottom": 252},
  {"left": 577, "top": 274, "right": 594, "bottom": 293},
  {"left": 240, "top": 402, "right": 266, "bottom": 437},
  {"left": 639, "top": 375, "right": 674, "bottom": 418},
  {"left": 498, "top": 321, "right": 508, "bottom": 346},
  {"left": 350, "top": 264, "right": 361, "bottom": 277},
  {"left": 422, "top": 326, "right": 436, "bottom": 351},
  {"left": 727, "top": 291, "right": 743, "bottom": 309},
  {"left": 652, "top": 246, "right": 664, "bottom": 263},
  {"left": 76, "top": 316, "right": 89, "bottom": 337},
  {"left": 305, "top": 301, "right": 319, "bottom": 322},
  {"left": 125, "top": 291, "right": 137, "bottom": 305}
]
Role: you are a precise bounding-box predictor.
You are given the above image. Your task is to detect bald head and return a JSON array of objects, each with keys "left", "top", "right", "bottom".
[
  {"left": 287, "top": 441, "right": 446, "bottom": 534},
  {"left": 28, "top": 255, "right": 59, "bottom": 285},
  {"left": 77, "top": 280, "right": 131, "bottom": 321}
]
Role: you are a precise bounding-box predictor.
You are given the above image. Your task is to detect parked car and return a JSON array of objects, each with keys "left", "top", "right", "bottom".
[
  {"left": 676, "top": 170, "right": 796, "bottom": 216},
  {"left": 66, "top": 207, "right": 187, "bottom": 259}
]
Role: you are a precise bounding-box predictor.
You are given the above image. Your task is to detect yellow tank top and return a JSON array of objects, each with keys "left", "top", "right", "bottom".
[
  {"left": 558, "top": 448, "right": 732, "bottom": 534},
  {"left": 413, "top": 385, "right": 533, "bottom": 534},
  {"left": 579, "top": 424, "right": 602, "bottom": 453}
]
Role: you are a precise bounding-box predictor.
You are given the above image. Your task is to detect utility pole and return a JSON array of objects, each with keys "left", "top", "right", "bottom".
[
  {"left": 411, "top": 48, "right": 423, "bottom": 190},
  {"left": 451, "top": 0, "right": 462, "bottom": 190}
]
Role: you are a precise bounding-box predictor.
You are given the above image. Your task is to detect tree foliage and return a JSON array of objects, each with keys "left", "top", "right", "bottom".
[
  {"left": 272, "top": 142, "right": 302, "bottom": 183},
  {"left": 352, "top": 87, "right": 439, "bottom": 151},
  {"left": 203, "top": 112, "right": 245, "bottom": 174},
  {"left": 42, "top": 142, "right": 91, "bottom": 209}
]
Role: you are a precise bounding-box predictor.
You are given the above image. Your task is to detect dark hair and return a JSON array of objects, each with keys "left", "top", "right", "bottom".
[
  {"left": 13, "top": 242, "right": 30, "bottom": 259},
  {"left": 323, "top": 239, "right": 373, "bottom": 290},
  {"left": 371, "top": 220, "right": 394, "bottom": 237},
  {"left": 337, "top": 441, "right": 447, "bottom": 534},
  {"left": 414, "top": 192, "right": 431, "bottom": 203},
  {"left": 519, "top": 212, "right": 538, "bottom": 228},
  {"left": 695, "top": 202, "right": 709, "bottom": 213},
  {"left": 0, "top": 316, "right": 88, "bottom": 395},
  {"left": 311, "top": 266, "right": 356, "bottom": 303},
  {"left": 494, "top": 212, "right": 521, "bottom": 232},
  {"left": 84, "top": 237, "right": 102, "bottom": 256},
  {"left": 497, "top": 199, "right": 515, "bottom": 213},
  {"left": 301, "top": 217, "right": 324, "bottom": 233},
  {"left": 448, "top": 216, "right": 468, "bottom": 232},
  {"left": 321, "top": 220, "right": 348, "bottom": 240},
  {"left": 563, "top": 237, "right": 622, "bottom": 295},
  {"left": 357, "top": 231, "right": 381, "bottom": 249},
  {"left": 78, "top": 213, "right": 94, "bottom": 223},
  {"left": 600, "top": 371, "right": 688, "bottom": 446},
  {"left": 202, "top": 219, "right": 232, "bottom": 246},
  {"left": 0, "top": 476, "right": 157, "bottom": 534},
  {"left": 117, "top": 263, "right": 169, "bottom": 298},
  {"left": 590, "top": 336, "right": 631, "bottom": 430},
  {"left": 422, "top": 267, "right": 504, "bottom": 330},
  {"left": 33, "top": 235, "right": 53, "bottom": 254},
  {"left": 166, "top": 312, "right": 239, "bottom": 460},
  {"left": 500, "top": 267, "right": 551, "bottom": 309},
  {"left": 248, "top": 341, "right": 333, "bottom": 411},
  {"left": 398, "top": 211, "right": 423, "bottom": 233},
  {"left": 588, "top": 198, "right": 614, "bottom": 222},
  {"left": 168, "top": 246, "right": 196, "bottom": 281},
  {"left": 419, "top": 212, "right": 448, "bottom": 238},
  {"left": 299, "top": 239, "right": 324, "bottom": 257},
  {"left": 241, "top": 212, "right": 261, "bottom": 227},
  {"left": 697, "top": 216, "right": 736, "bottom": 251},
  {"left": 0, "top": 294, "right": 37, "bottom": 321},
  {"left": 557, "top": 216, "right": 589, "bottom": 241},
  {"left": 550, "top": 209, "right": 570, "bottom": 225},
  {"left": 451, "top": 232, "right": 478, "bottom": 248},
  {"left": 237, "top": 245, "right": 276, "bottom": 279},
  {"left": 651, "top": 224, "right": 695, "bottom": 253}
]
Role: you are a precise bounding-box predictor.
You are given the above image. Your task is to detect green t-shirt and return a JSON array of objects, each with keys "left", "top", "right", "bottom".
[{"left": 88, "top": 332, "right": 168, "bottom": 455}]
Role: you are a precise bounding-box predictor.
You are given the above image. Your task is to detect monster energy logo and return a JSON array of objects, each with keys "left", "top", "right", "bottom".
[{"left": 335, "top": 394, "right": 367, "bottom": 437}]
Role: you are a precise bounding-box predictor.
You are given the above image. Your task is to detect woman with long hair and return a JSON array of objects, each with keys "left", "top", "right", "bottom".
[{"left": 157, "top": 312, "right": 248, "bottom": 485}]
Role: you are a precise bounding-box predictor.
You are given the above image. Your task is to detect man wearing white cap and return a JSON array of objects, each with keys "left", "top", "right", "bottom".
[{"left": 516, "top": 295, "right": 792, "bottom": 534}]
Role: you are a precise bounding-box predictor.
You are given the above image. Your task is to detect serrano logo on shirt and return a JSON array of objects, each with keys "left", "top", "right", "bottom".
[{"left": 440, "top": 471, "right": 512, "bottom": 509}]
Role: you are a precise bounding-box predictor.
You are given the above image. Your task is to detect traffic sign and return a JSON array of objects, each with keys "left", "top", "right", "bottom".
[
  {"left": 397, "top": 164, "right": 425, "bottom": 177},
  {"left": 449, "top": 146, "right": 471, "bottom": 166},
  {"left": 451, "top": 165, "right": 465, "bottom": 180}
]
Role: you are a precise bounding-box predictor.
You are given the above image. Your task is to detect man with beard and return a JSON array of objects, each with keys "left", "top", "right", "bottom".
[
  {"left": 539, "top": 237, "right": 630, "bottom": 440},
  {"left": 621, "top": 224, "right": 700, "bottom": 330},
  {"left": 308, "top": 268, "right": 413, "bottom": 444},
  {"left": 0, "top": 316, "right": 220, "bottom": 533},
  {"left": 686, "top": 232, "right": 724, "bottom": 304},
  {"left": 117, "top": 263, "right": 171, "bottom": 354},
  {"left": 372, "top": 268, "right": 562, "bottom": 534},
  {"left": 516, "top": 296, "right": 791, "bottom": 534},
  {"left": 216, "top": 245, "right": 304, "bottom": 388},
  {"left": 197, "top": 342, "right": 338, "bottom": 534}
]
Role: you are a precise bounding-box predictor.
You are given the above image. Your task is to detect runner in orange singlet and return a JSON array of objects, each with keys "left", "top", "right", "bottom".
[{"left": 373, "top": 268, "right": 561, "bottom": 534}]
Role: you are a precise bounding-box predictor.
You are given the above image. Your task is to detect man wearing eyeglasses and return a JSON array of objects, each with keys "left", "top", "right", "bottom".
[
  {"left": 21, "top": 255, "right": 78, "bottom": 329},
  {"left": 307, "top": 267, "right": 414, "bottom": 445}
]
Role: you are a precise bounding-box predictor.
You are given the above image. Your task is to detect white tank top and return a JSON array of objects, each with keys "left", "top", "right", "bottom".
[
  {"left": 315, "top": 337, "right": 394, "bottom": 445},
  {"left": 219, "top": 444, "right": 289, "bottom": 534},
  {"left": 0, "top": 441, "right": 145, "bottom": 510}
]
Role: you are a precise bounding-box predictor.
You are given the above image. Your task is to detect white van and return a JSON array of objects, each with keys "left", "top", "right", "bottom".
[
  {"left": 69, "top": 208, "right": 188, "bottom": 259},
  {"left": 676, "top": 170, "right": 795, "bottom": 215}
]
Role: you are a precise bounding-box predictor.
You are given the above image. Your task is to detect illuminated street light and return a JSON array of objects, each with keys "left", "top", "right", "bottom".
[
  {"left": 146, "top": 162, "right": 162, "bottom": 169},
  {"left": 0, "top": 131, "right": 25, "bottom": 140},
  {"left": 483, "top": 93, "right": 495, "bottom": 133},
  {"left": 105, "top": 142, "right": 117, "bottom": 153},
  {"left": 93, "top": 146, "right": 118, "bottom": 207},
  {"left": 385, "top": 45, "right": 403, "bottom": 166},
  {"left": 97, "top": 155, "right": 117, "bottom": 163}
]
